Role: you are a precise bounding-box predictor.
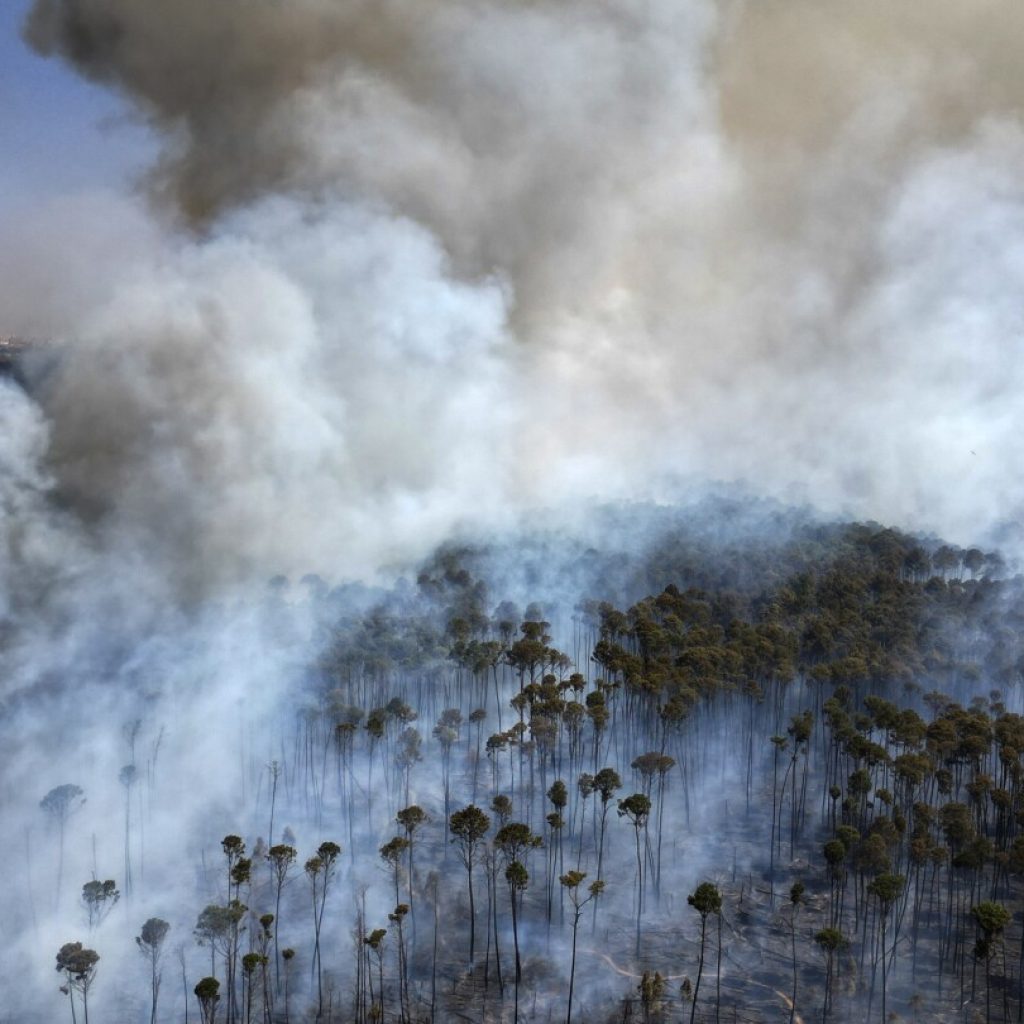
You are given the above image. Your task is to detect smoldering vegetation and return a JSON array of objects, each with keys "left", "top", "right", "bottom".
[{"left": 6, "top": 507, "right": 1024, "bottom": 1024}]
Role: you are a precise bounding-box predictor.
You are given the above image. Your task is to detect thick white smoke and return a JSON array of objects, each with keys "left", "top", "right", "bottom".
[{"left": 7, "top": 0, "right": 1024, "bottom": 594}]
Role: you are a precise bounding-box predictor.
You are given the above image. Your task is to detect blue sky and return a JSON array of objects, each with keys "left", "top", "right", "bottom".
[{"left": 0, "top": 0, "right": 154, "bottom": 211}]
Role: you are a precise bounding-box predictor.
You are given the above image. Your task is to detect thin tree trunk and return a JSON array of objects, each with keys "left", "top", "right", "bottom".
[
  {"left": 690, "top": 919, "right": 706, "bottom": 1024},
  {"left": 567, "top": 910, "right": 580, "bottom": 1024}
]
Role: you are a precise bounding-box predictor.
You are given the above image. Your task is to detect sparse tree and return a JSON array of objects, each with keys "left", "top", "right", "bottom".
[
  {"left": 618, "top": 793, "right": 651, "bottom": 955},
  {"left": 389, "top": 903, "right": 411, "bottom": 1024},
  {"left": 495, "top": 820, "right": 542, "bottom": 1023},
  {"left": 56, "top": 942, "right": 99, "bottom": 1024},
  {"left": 593, "top": 768, "right": 622, "bottom": 881},
  {"left": 136, "top": 917, "right": 170, "bottom": 1024},
  {"left": 687, "top": 882, "right": 722, "bottom": 1024},
  {"left": 789, "top": 881, "right": 804, "bottom": 1024},
  {"left": 972, "top": 901, "right": 1011, "bottom": 1024},
  {"left": 281, "top": 949, "right": 295, "bottom": 1024},
  {"left": 638, "top": 971, "right": 666, "bottom": 1024},
  {"left": 306, "top": 840, "right": 341, "bottom": 1019},
  {"left": 267, "top": 844, "right": 296, "bottom": 993},
  {"left": 867, "top": 874, "right": 904, "bottom": 1024},
  {"left": 194, "top": 976, "right": 220, "bottom": 1024},
  {"left": 266, "top": 761, "right": 281, "bottom": 845},
  {"left": 506, "top": 860, "right": 529, "bottom": 1024},
  {"left": 561, "top": 871, "right": 604, "bottom": 1024},
  {"left": 396, "top": 805, "right": 427, "bottom": 946},
  {"left": 119, "top": 764, "right": 137, "bottom": 893},
  {"left": 380, "top": 836, "right": 410, "bottom": 908},
  {"left": 41, "top": 784, "right": 85, "bottom": 906},
  {"left": 364, "top": 928, "right": 387, "bottom": 1022},
  {"left": 449, "top": 805, "right": 491, "bottom": 967},
  {"left": 81, "top": 879, "right": 119, "bottom": 932},
  {"left": 814, "top": 928, "right": 847, "bottom": 1023},
  {"left": 241, "top": 953, "right": 267, "bottom": 1024}
]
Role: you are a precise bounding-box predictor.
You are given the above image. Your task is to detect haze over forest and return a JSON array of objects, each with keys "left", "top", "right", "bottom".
[{"left": 4, "top": 2, "right": 1024, "bottom": 1023}]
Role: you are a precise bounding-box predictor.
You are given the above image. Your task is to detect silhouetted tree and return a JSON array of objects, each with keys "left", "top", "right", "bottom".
[
  {"left": 81, "top": 879, "right": 119, "bottom": 932},
  {"left": 380, "top": 836, "right": 410, "bottom": 908},
  {"left": 267, "top": 844, "right": 296, "bottom": 993},
  {"left": 687, "top": 882, "right": 722, "bottom": 1024},
  {"left": 306, "top": 840, "right": 341, "bottom": 1019},
  {"left": 495, "top": 821, "right": 542, "bottom": 1022},
  {"left": 281, "top": 949, "right": 295, "bottom": 1024},
  {"left": 119, "top": 764, "right": 137, "bottom": 893},
  {"left": 136, "top": 917, "right": 170, "bottom": 1024},
  {"left": 266, "top": 760, "right": 281, "bottom": 845},
  {"left": 41, "top": 784, "right": 85, "bottom": 905},
  {"left": 814, "top": 928, "right": 847, "bottom": 1023},
  {"left": 866, "top": 874, "right": 904, "bottom": 1023},
  {"left": 364, "top": 928, "right": 387, "bottom": 1022},
  {"left": 194, "top": 976, "right": 220, "bottom": 1024},
  {"left": 56, "top": 942, "right": 99, "bottom": 1024},
  {"left": 389, "top": 903, "right": 411, "bottom": 1024},
  {"left": 241, "top": 953, "right": 267, "bottom": 1024},
  {"left": 618, "top": 793, "right": 651, "bottom": 955},
  {"left": 396, "top": 805, "right": 427, "bottom": 946},
  {"left": 450, "top": 805, "right": 490, "bottom": 967},
  {"left": 789, "top": 881, "right": 804, "bottom": 1024},
  {"left": 561, "top": 871, "right": 604, "bottom": 1024},
  {"left": 594, "top": 768, "right": 622, "bottom": 882},
  {"left": 506, "top": 860, "right": 529, "bottom": 1024},
  {"left": 972, "top": 901, "right": 1011, "bottom": 1024}
]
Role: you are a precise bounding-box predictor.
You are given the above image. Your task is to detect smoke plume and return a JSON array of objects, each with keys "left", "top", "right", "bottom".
[{"left": 5, "top": 0, "right": 1023, "bottom": 593}]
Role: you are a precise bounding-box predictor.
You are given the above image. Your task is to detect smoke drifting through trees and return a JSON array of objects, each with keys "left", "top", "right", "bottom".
[
  {"left": 4, "top": 1, "right": 1024, "bottom": 1022},
  {"left": 5, "top": 513, "right": 1024, "bottom": 1023}
]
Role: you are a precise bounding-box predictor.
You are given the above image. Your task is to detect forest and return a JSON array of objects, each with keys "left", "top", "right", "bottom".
[{"left": 20, "top": 506, "right": 1024, "bottom": 1024}]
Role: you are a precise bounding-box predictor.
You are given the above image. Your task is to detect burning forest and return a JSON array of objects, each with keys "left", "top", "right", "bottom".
[
  {"left": 9, "top": 515, "right": 1024, "bottom": 1024},
  {"left": 5, "top": 2, "right": 1024, "bottom": 1023}
]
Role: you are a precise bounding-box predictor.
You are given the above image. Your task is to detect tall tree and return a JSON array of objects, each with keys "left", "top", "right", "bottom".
[
  {"left": 41, "top": 784, "right": 85, "bottom": 906},
  {"left": 495, "top": 820, "right": 543, "bottom": 1024},
  {"left": 396, "top": 805, "right": 427, "bottom": 946},
  {"left": 380, "top": 836, "right": 411, "bottom": 908},
  {"left": 687, "top": 882, "right": 722, "bottom": 1024},
  {"left": 814, "top": 928, "right": 847, "bottom": 1024},
  {"left": 449, "top": 805, "right": 491, "bottom": 968},
  {"left": 267, "top": 844, "right": 296, "bottom": 994},
  {"left": 593, "top": 768, "right": 622, "bottom": 882},
  {"left": 306, "top": 840, "right": 341, "bottom": 1019},
  {"left": 617, "top": 793, "right": 652, "bottom": 956},
  {"left": 866, "top": 874, "right": 904, "bottom": 1024},
  {"left": 788, "top": 881, "right": 805, "bottom": 1024},
  {"left": 972, "top": 901, "right": 1012, "bottom": 1024},
  {"left": 560, "top": 871, "right": 604, "bottom": 1024},
  {"left": 119, "top": 765, "right": 137, "bottom": 894},
  {"left": 194, "top": 977, "right": 220, "bottom": 1024},
  {"left": 506, "top": 860, "right": 529, "bottom": 1024},
  {"left": 136, "top": 917, "right": 170, "bottom": 1024},
  {"left": 81, "top": 879, "right": 119, "bottom": 932},
  {"left": 364, "top": 928, "right": 388, "bottom": 1023},
  {"left": 56, "top": 942, "right": 99, "bottom": 1024}
]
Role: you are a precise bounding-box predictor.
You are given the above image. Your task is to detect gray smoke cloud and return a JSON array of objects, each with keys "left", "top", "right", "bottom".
[{"left": 10, "top": 0, "right": 1024, "bottom": 595}]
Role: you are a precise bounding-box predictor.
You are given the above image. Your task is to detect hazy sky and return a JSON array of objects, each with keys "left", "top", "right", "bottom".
[{"left": 0, "top": 0, "right": 152, "bottom": 216}]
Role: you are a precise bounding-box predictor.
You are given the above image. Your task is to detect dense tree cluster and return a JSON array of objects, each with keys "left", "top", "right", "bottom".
[{"left": 38, "top": 513, "right": 1024, "bottom": 1023}]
